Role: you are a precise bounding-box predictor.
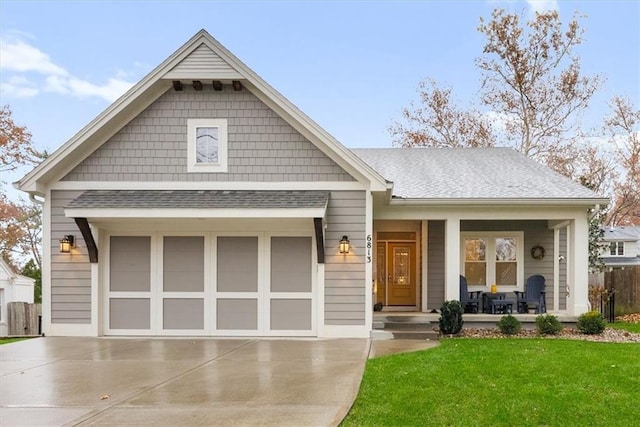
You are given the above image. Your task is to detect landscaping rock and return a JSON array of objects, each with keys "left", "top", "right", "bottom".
[{"left": 451, "top": 327, "right": 640, "bottom": 343}]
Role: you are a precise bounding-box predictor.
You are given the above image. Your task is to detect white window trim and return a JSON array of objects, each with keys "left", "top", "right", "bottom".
[
  {"left": 187, "top": 119, "right": 228, "bottom": 173},
  {"left": 609, "top": 241, "right": 625, "bottom": 257},
  {"left": 460, "top": 232, "right": 524, "bottom": 291}
]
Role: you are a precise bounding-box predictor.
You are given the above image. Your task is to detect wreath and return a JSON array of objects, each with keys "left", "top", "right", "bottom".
[{"left": 531, "top": 245, "right": 545, "bottom": 260}]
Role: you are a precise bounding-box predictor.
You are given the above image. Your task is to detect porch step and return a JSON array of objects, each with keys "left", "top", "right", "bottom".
[{"left": 372, "top": 314, "right": 438, "bottom": 341}]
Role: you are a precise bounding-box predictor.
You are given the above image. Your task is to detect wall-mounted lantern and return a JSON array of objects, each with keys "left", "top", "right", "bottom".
[
  {"left": 60, "top": 235, "right": 75, "bottom": 253},
  {"left": 339, "top": 235, "right": 350, "bottom": 254}
]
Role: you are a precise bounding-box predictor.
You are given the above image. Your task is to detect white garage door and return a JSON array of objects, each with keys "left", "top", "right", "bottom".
[{"left": 105, "top": 233, "right": 315, "bottom": 336}]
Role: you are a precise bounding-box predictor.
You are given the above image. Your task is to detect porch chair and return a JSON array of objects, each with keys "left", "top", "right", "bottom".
[
  {"left": 459, "top": 275, "right": 482, "bottom": 313},
  {"left": 514, "top": 275, "right": 547, "bottom": 313}
]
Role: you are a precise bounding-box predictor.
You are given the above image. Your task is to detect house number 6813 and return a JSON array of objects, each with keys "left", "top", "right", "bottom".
[{"left": 366, "top": 234, "right": 372, "bottom": 263}]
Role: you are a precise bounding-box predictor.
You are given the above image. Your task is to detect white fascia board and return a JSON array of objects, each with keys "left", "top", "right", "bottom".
[
  {"left": 388, "top": 197, "right": 610, "bottom": 207},
  {"left": 51, "top": 181, "right": 366, "bottom": 191},
  {"left": 64, "top": 207, "right": 328, "bottom": 219}
]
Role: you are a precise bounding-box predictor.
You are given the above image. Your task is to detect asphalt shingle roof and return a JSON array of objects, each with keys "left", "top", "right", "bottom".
[
  {"left": 602, "top": 226, "right": 640, "bottom": 241},
  {"left": 352, "top": 147, "right": 604, "bottom": 200},
  {"left": 68, "top": 190, "right": 330, "bottom": 209}
]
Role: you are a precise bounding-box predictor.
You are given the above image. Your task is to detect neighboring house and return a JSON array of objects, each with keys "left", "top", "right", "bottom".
[
  {"left": 0, "top": 258, "right": 35, "bottom": 336},
  {"left": 600, "top": 226, "right": 640, "bottom": 268},
  {"left": 15, "top": 30, "right": 607, "bottom": 338}
]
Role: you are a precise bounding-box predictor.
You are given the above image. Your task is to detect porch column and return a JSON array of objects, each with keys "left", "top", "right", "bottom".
[
  {"left": 553, "top": 227, "right": 560, "bottom": 312},
  {"left": 445, "top": 217, "right": 460, "bottom": 301},
  {"left": 570, "top": 216, "right": 590, "bottom": 315}
]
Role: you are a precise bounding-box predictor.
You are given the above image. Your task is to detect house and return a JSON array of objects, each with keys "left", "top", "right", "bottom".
[
  {"left": 0, "top": 258, "right": 35, "bottom": 336},
  {"left": 600, "top": 226, "right": 640, "bottom": 269},
  {"left": 15, "top": 30, "right": 608, "bottom": 338}
]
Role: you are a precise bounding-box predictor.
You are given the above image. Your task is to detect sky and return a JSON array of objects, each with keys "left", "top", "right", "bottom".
[{"left": 1, "top": 0, "right": 639, "bottom": 195}]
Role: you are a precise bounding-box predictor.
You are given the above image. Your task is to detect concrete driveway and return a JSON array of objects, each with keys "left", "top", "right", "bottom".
[{"left": 0, "top": 337, "right": 369, "bottom": 426}]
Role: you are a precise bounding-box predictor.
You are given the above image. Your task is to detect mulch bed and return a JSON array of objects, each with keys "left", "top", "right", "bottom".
[{"left": 452, "top": 327, "right": 640, "bottom": 343}]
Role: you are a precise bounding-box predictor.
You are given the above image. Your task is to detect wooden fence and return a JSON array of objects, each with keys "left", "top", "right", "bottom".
[
  {"left": 605, "top": 266, "right": 640, "bottom": 316},
  {"left": 7, "top": 302, "right": 42, "bottom": 336}
]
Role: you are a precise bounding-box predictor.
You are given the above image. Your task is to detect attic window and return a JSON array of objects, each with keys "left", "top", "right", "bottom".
[{"left": 187, "top": 119, "right": 228, "bottom": 173}]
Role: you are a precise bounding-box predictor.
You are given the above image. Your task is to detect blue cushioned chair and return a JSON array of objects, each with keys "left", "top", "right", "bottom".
[{"left": 514, "top": 275, "right": 547, "bottom": 313}]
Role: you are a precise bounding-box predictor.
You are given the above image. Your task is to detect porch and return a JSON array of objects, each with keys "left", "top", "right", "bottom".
[
  {"left": 373, "top": 312, "right": 579, "bottom": 337},
  {"left": 371, "top": 213, "right": 590, "bottom": 317}
]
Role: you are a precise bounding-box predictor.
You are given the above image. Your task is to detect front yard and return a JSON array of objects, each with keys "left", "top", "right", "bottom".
[{"left": 343, "top": 338, "right": 640, "bottom": 426}]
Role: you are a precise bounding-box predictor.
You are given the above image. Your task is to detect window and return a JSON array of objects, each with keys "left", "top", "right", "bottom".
[
  {"left": 609, "top": 241, "right": 624, "bottom": 256},
  {"left": 187, "top": 119, "right": 228, "bottom": 172},
  {"left": 462, "top": 232, "right": 523, "bottom": 289}
]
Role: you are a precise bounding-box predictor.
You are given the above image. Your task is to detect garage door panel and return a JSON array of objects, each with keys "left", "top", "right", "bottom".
[
  {"left": 110, "top": 298, "right": 150, "bottom": 330},
  {"left": 270, "top": 299, "right": 311, "bottom": 330},
  {"left": 110, "top": 236, "right": 150, "bottom": 292},
  {"left": 217, "top": 299, "right": 257, "bottom": 330},
  {"left": 271, "top": 237, "right": 312, "bottom": 292},
  {"left": 162, "top": 236, "right": 204, "bottom": 292},
  {"left": 163, "top": 236, "right": 204, "bottom": 292},
  {"left": 217, "top": 237, "right": 258, "bottom": 292},
  {"left": 163, "top": 298, "right": 204, "bottom": 330}
]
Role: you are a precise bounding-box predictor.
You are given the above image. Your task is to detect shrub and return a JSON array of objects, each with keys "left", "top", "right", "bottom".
[
  {"left": 576, "top": 311, "right": 606, "bottom": 335},
  {"left": 439, "top": 300, "right": 464, "bottom": 335},
  {"left": 536, "top": 314, "right": 563, "bottom": 335},
  {"left": 497, "top": 315, "right": 521, "bottom": 335}
]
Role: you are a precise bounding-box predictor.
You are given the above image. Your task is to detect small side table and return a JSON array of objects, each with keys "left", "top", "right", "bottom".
[
  {"left": 488, "top": 299, "right": 514, "bottom": 314},
  {"left": 483, "top": 292, "right": 506, "bottom": 313}
]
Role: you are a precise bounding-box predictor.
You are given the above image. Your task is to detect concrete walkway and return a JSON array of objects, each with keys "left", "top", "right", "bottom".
[{"left": 0, "top": 337, "right": 369, "bottom": 426}]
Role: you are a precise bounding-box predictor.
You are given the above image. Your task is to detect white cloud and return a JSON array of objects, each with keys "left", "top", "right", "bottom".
[
  {"left": 526, "top": 0, "right": 559, "bottom": 13},
  {"left": 0, "top": 37, "right": 68, "bottom": 76},
  {"left": 45, "top": 75, "right": 133, "bottom": 102},
  {"left": 0, "top": 76, "right": 39, "bottom": 98},
  {"left": 0, "top": 35, "right": 135, "bottom": 103}
]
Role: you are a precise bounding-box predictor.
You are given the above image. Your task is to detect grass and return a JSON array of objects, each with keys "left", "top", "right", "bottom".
[
  {"left": 609, "top": 322, "right": 640, "bottom": 334},
  {"left": 342, "top": 339, "right": 640, "bottom": 426},
  {"left": 0, "top": 337, "right": 29, "bottom": 345}
]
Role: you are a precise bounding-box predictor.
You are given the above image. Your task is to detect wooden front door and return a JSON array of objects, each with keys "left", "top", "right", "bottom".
[{"left": 387, "top": 242, "right": 416, "bottom": 306}]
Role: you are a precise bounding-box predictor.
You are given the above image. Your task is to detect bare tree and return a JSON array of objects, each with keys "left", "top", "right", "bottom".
[
  {"left": 392, "top": 9, "right": 608, "bottom": 183},
  {"left": 477, "top": 10, "right": 601, "bottom": 163},
  {"left": 605, "top": 96, "right": 640, "bottom": 226},
  {"left": 390, "top": 79, "right": 494, "bottom": 148}
]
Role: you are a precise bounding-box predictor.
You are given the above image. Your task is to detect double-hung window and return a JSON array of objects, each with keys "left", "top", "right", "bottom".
[
  {"left": 461, "top": 232, "right": 524, "bottom": 289},
  {"left": 609, "top": 241, "right": 624, "bottom": 256},
  {"left": 187, "top": 119, "right": 228, "bottom": 172}
]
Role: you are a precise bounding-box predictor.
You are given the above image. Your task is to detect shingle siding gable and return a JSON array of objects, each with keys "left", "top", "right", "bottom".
[{"left": 62, "top": 86, "right": 354, "bottom": 182}]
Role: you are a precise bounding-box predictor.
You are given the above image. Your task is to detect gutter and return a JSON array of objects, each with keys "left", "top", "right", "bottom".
[{"left": 388, "top": 197, "right": 611, "bottom": 207}]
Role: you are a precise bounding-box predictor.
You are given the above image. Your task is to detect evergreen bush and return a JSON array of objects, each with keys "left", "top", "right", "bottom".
[
  {"left": 576, "top": 311, "right": 606, "bottom": 335},
  {"left": 497, "top": 315, "right": 522, "bottom": 335},
  {"left": 439, "top": 300, "right": 464, "bottom": 335},
  {"left": 535, "top": 314, "right": 563, "bottom": 335}
]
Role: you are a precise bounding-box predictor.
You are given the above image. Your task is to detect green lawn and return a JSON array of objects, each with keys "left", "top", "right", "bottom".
[
  {"left": 0, "top": 338, "right": 28, "bottom": 345},
  {"left": 609, "top": 322, "right": 640, "bottom": 333},
  {"left": 342, "top": 339, "right": 640, "bottom": 426}
]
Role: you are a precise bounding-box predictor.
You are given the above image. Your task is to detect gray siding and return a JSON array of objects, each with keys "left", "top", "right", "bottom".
[
  {"left": 461, "top": 220, "right": 557, "bottom": 307},
  {"left": 51, "top": 190, "right": 92, "bottom": 324},
  {"left": 62, "top": 86, "right": 354, "bottom": 182},
  {"left": 164, "top": 43, "right": 242, "bottom": 80},
  {"left": 427, "top": 221, "right": 445, "bottom": 309},
  {"left": 324, "top": 191, "right": 366, "bottom": 325}
]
